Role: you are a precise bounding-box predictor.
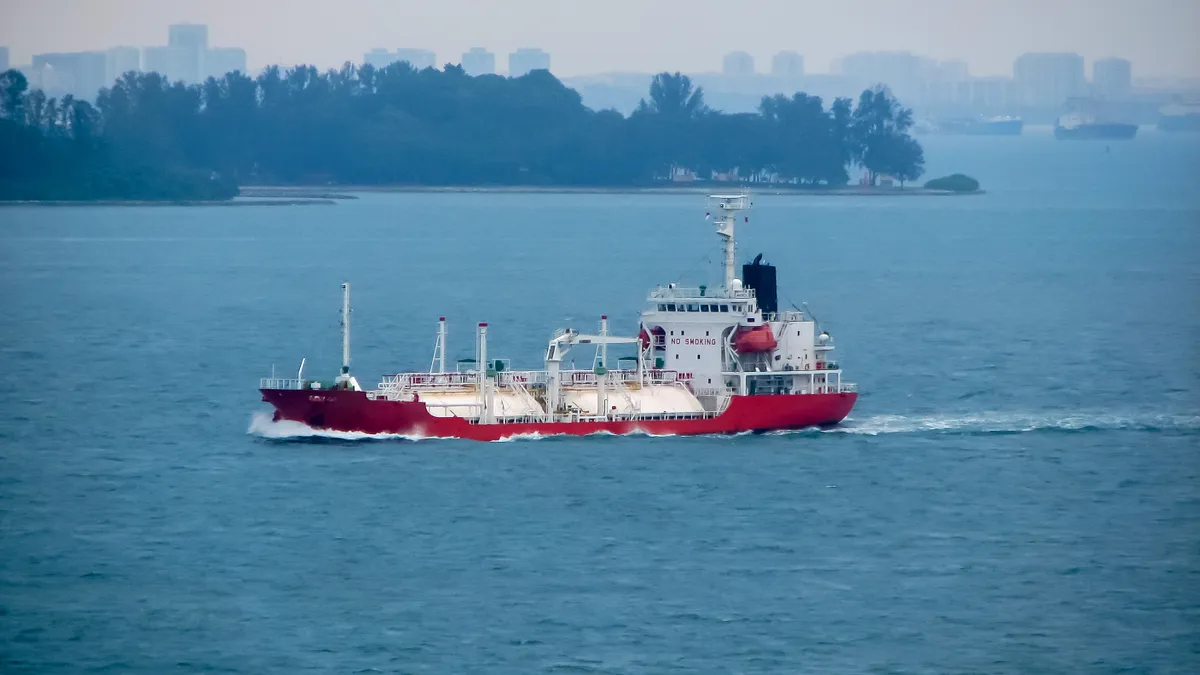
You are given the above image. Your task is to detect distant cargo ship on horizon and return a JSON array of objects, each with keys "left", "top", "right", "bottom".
[
  {"left": 1157, "top": 97, "right": 1200, "bottom": 133},
  {"left": 915, "top": 116, "right": 1023, "bottom": 136},
  {"left": 939, "top": 116, "right": 1024, "bottom": 136},
  {"left": 1054, "top": 114, "right": 1138, "bottom": 140}
]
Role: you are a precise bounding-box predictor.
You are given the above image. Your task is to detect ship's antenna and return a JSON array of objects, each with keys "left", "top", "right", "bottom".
[
  {"left": 795, "top": 301, "right": 817, "bottom": 323},
  {"left": 708, "top": 193, "right": 750, "bottom": 288}
]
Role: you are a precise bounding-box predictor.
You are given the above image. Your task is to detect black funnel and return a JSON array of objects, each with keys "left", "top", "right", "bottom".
[{"left": 742, "top": 254, "right": 778, "bottom": 315}]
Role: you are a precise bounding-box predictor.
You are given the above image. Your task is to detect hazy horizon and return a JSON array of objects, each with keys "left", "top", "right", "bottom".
[{"left": 3, "top": 0, "right": 1198, "bottom": 79}]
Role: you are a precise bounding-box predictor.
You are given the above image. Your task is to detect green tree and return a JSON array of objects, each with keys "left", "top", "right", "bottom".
[
  {"left": 1, "top": 63, "right": 925, "bottom": 199},
  {"left": 0, "top": 69, "right": 27, "bottom": 121},
  {"left": 850, "top": 85, "right": 923, "bottom": 185},
  {"left": 636, "top": 72, "right": 708, "bottom": 118}
]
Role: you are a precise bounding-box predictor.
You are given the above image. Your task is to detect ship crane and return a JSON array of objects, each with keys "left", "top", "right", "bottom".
[{"left": 544, "top": 316, "right": 642, "bottom": 420}]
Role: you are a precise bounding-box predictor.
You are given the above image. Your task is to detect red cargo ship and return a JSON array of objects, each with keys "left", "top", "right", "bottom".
[{"left": 259, "top": 195, "right": 857, "bottom": 440}]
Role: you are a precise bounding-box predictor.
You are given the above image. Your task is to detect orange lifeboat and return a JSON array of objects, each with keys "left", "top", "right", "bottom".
[{"left": 733, "top": 324, "right": 777, "bottom": 353}]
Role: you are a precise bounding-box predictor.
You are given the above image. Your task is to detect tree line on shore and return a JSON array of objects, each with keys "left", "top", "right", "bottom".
[{"left": 0, "top": 64, "right": 924, "bottom": 200}]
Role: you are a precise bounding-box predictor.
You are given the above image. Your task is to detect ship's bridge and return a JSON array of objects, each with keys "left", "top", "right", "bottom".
[
  {"left": 648, "top": 284, "right": 756, "bottom": 300},
  {"left": 639, "top": 284, "right": 763, "bottom": 388},
  {"left": 647, "top": 284, "right": 758, "bottom": 313}
]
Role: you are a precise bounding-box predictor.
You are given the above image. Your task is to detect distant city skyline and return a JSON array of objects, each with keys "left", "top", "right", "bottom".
[{"left": 2, "top": 0, "right": 1197, "bottom": 80}]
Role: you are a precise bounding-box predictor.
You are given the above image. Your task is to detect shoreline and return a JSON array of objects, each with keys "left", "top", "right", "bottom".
[
  {"left": 0, "top": 185, "right": 983, "bottom": 206},
  {"left": 241, "top": 184, "right": 984, "bottom": 197},
  {"left": 0, "top": 198, "right": 338, "bottom": 207}
]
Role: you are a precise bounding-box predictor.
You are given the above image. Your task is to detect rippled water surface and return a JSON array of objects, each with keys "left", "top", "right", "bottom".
[{"left": 2, "top": 132, "right": 1198, "bottom": 673}]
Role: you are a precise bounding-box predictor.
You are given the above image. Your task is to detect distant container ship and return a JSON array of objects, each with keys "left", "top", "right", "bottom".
[
  {"left": 935, "top": 116, "right": 1024, "bottom": 136},
  {"left": 1054, "top": 114, "right": 1138, "bottom": 140},
  {"left": 1157, "top": 98, "right": 1200, "bottom": 133}
]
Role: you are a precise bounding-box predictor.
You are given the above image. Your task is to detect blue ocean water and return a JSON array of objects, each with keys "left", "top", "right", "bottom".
[{"left": 1, "top": 131, "right": 1198, "bottom": 673}]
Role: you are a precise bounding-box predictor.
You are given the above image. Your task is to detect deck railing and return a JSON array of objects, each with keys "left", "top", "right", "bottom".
[
  {"left": 259, "top": 377, "right": 307, "bottom": 390},
  {"left": 375, "top": 368, "right": 693, "bottom": 391},
  {"left": 762, "top": 310, "right": 807, "bottom": 322},
  {"left": 648, "top": 286, "right": 755, "bottom": 300}
]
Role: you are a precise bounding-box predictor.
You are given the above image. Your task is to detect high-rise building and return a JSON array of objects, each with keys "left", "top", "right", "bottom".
[
  {"left": 105, "top": 46, "right": 140, "bottom": 85},
  {"left": 167, "top": 23, "right": 208, "bottom": 83},
  {"left": 462, "top": 48, "right": 495, "bottom": 76},
  {"left": 838, "top": 51, "right": 925, "bottom": 101},
  {"left": 723, "top": 51, "right": 754, "bottom": 77},
  {"left": 143, "top": 46, "right": 193, "bottom": 83},
  {"left": 935, "top": 60, "right": 969, "bottom": 81},
  {"left": 168, "top": 23, "right": 208, "bottom": 51},
  {"left": 19, "top": 64, "right": 56, "bottom": 94},
  {"left": 916, "top": 59, "right": 972, "bottom": 111},
  {"left": 363, "top": 48, "right": 395, "bottom": 69},
  {"left": 508, "top": 48, "right": 550, "bottom": 77},
  {"left": 1013, "top": 52, "right": 1085, "bottom": 110},
  {"left": 31, "top": 51, "right": 106, "bottom": 99},
  {"left": 394, "top": 48, "right": 436, "bottom": 70},
  {"left": 207, "top": 47, "right": 247, "bottom": 79},
  {"left": 1092, "top": 57, "right": 1132, "bottom": 100},
  {"left": 0, "top": 47, "right": 9, "bottom": 72},
  {"left": 770, "top": 51, "right": 804, "bottom": 79},
  {"left": 363, "top": 48, "right": 436, "bottom": 71},
  {"left": 970, "top": 76, "right": 1016, "bottom": 109}
]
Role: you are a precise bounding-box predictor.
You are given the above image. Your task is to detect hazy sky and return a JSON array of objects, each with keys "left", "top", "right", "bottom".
[{"left": 3, "top": 0, "right": 1198, "bottom": 79}]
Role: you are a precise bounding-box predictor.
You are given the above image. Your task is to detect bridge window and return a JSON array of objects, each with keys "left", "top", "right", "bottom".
[
  {"left": 667, "top": 304, "right": 675, "bottom": 311},
  {"left": 709, "top": 304, "right": 718, "bottom": 312},
  {"left": 658, "top": 304, "right": 666, "bottom": 311},
  {"left": 687, "top": 303, "right": 699, "bottom": 312},
  {"left": 700, "top": 305, "right": 710, "bottom": 312},
  {"left": 720, "top": 304, "right": 729, "bottom": 312}
]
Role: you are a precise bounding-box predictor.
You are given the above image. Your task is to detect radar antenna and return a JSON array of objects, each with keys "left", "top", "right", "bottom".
[{"left": 707, "top": 194, "right": 750, "bottom": 289}]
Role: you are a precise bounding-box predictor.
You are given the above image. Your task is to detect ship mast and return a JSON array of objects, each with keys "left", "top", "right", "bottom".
[
  {"left": 598, "top": 315, "right": 608, "bottom": 418},
  {"left": 438, "top": 317, "right": 446, "bottom": 374},
  {"left": 709, "top": 194, "right": 750, "bottom": 288},
  {"left": 337, "top": 282, "right": 351, "bottom": 383},
  {"left": 430, "top": 316, "right": 447, "bottom": 374},
  {"left": 477, "top": 322, "right": 492, "bottom": 424}
]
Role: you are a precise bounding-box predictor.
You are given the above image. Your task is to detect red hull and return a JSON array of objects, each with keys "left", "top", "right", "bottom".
[{"left": 260, "top": 389, "right": 857, "bottom": 441}]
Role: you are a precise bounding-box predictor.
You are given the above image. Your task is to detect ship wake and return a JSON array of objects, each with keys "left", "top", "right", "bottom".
[{"left": 801, "top": 411, "right": 1200, "bottom": 437}]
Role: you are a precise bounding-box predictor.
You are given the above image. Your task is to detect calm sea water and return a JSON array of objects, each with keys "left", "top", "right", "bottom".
[{"left": 2, "top": 131, "right": 1198, "bottom": 673}]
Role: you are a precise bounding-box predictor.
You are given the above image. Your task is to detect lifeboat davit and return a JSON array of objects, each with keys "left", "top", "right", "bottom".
[
  {"left": 639, "top": 326, "right": 665, "bottom": 351},
  {"left": 733, "top": 324, "right": 777, "bottom": 353}
]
